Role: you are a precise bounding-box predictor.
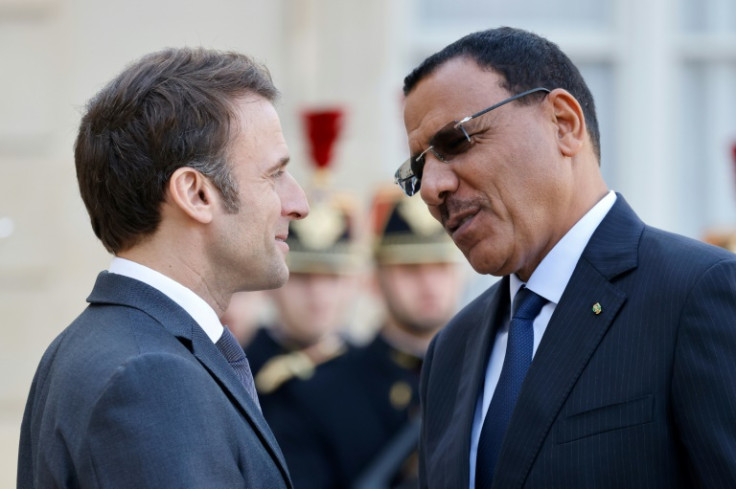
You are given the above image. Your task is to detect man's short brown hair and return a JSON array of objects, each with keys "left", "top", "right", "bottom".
[{"left": 75, "top": 47, "right": 278, "bottom": 253}]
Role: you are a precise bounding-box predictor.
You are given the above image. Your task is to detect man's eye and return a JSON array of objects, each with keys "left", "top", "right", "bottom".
[
  {"left": 433, "top": 127, "right": 470, "bottom": 157},
  {"left": 436, "top": 132, "right": 472, "bottom": 157}
]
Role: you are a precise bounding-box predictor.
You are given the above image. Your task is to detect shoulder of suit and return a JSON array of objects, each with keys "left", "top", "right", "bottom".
[
  {"left": 641, "top": 225, "right": 736, "bottom": 270},
  {"left": 40, "top": 346, "right": 211, "bottom": 429}
]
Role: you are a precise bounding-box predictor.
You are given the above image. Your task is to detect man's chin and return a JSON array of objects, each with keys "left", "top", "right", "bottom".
[
  {"left": 259, "top": 265, "right": 290, "bottom": 291},
  {"left": 467, "top": 250, "right": 508, "bottom": 277}
]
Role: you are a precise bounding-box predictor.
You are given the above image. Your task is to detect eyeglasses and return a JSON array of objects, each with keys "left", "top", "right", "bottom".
[{"left": 394, "top": 87, "right": 551, "bottom": 196}]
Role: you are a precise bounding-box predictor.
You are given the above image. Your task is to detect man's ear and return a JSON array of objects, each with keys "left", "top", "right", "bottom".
[
  {"left": 548, "top": 88, "right": 586, "bottom": 157},
  {"left": 167, "top": 167, "right": 216, "bottom": 224}
]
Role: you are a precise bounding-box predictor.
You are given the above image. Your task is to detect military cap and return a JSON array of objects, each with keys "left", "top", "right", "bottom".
[
  {"left": 370, "top": 185, "right": 463, "bottom": 265},
  {"left": 286, "top": 191, "right": 365, "bottom": 274}
]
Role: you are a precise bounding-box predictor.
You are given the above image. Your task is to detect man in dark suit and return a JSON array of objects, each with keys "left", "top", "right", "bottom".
[
  {"left": 18, "top": 47, "right": 309, "bottom": 488},
  {"left": 395, "top": 27, "right": 736, "bottom": 488}
]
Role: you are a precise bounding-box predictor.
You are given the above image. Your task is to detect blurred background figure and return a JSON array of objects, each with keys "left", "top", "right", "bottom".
[
  {"left": 248, "top": 104, "right": 363, "bottom": 373},
  {"left": 702, "top": 228, "right": 736, "bottom": 253},
  {"left": 275, "top": 184, "right": 467, "bottom": 489},
  {"left": 243, "top": 191, "right": 366, "bottom": 396}
]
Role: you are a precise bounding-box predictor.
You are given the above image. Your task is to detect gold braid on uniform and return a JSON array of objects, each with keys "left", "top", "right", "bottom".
[{"left": 255, "top": 338, "right": 347, "bottom": 394}]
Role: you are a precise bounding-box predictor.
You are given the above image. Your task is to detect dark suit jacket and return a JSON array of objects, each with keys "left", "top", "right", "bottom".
[
  {"left": 18, "top": 272, "right": 292, "bottom": 489},
  {"left": 418, "top": 195, "right": 736, "bottom": 488}
]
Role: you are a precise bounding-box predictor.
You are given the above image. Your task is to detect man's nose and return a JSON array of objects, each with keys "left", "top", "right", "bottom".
[
  {"left": 284, "top": 173, "right": 309, "bottom": 220},
  {"left": 419, "top": 156, "right": 458, "bottom": 207}
]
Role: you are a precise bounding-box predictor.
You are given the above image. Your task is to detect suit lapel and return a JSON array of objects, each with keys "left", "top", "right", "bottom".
[
  {"left": 442, "top": 279, "right": 509, "bottom": 487},
  {"left": 88, "top": 272, "right": 292, "bottom": 488},
  {"left": 188, "top": 326, "right": 292, "bottom": 486},
  {"left": 492, "top": 264, "right": 626, "bottom": 488},
  {"left": 491, "top": 195, "right": 643, "bottom": 489}
]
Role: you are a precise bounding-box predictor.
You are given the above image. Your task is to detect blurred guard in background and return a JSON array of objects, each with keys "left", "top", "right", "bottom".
[
  {"left": 243, "top": 192, "right": 364, "bottom": 396},
  {"left": 222, "top": 106, "right": 365, "bottom": 422},
  {"left": 277, "top": 185, "right": 467, "bottom": 489}
]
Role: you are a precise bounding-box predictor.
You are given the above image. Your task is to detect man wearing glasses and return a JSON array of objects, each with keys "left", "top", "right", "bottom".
[{"left": 397, "top": 27, "right": 736, "bottom": 488}]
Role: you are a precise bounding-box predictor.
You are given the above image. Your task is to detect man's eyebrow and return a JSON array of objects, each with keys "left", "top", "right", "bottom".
[{"left": 268, "top": 156, "right": 290, "bottom": 172}]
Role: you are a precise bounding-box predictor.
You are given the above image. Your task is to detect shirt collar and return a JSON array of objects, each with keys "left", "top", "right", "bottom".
[
  {"left": 511, "top": 191, "right": 617, "bottom": 304},
  {"left": 108, "top": 257, "right": 224, "bottom": 344}
]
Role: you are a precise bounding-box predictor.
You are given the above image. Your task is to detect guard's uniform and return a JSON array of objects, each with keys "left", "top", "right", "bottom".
[
  {"left": 245, "top": 327, "right": 350, "bottom": 463},
  {"left": 275, "top": 333, "right": 422, "bottom": 489}
]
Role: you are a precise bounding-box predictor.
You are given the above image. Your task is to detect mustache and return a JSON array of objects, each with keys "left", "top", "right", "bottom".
[{"left": 438, "top": 197, "right": 486, "bottom": 228}]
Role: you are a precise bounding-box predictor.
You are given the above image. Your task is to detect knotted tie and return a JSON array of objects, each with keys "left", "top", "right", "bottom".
[
  {"left": 475, "top": 287, "right": 547, "bottom": 488},
  {"left": 216, "top": 327, "right": 261, "bottom": 411}
]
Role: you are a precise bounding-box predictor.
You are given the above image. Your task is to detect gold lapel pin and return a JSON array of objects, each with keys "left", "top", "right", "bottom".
[{"left": 592, "top": 302, "right": 602, "bottom": 315}]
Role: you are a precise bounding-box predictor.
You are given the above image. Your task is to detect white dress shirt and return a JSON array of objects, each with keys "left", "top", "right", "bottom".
[
  {"left": 468, "top": 191, "right": 616, "bottom": 487},
  {"left": 108, "top": 257, "right": 224, "bottom": 344}
]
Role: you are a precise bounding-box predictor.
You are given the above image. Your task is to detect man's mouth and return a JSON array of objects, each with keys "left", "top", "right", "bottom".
[
  {"left": 275, "top": 233, "right": 289, "bottom": 251},
  {"left": 445, "top": 209, "right": 478, "bottom": 236}
]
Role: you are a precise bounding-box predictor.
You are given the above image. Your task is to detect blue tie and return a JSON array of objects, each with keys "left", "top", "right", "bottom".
[
  {"left": 216, "top": 327, "right": 261, "bottom": 411},
  {"left": 475, "top": 287, "right": 547, "bottom": 488}
]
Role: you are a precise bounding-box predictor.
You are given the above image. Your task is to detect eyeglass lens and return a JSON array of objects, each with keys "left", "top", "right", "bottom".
[
  {"left": 395, "top": 87, "right": 550, "bottom": 196},
  {"left": 395, "top": 120, "right": 474, "bottom": 196}
]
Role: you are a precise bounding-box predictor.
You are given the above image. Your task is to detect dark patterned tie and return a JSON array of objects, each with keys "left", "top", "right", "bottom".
[
  {"left": 216, "top": 327, "right": 261, "bottom": 411},
  {"left": 475, "top": 287, "right": 547, "bottom": 488}
]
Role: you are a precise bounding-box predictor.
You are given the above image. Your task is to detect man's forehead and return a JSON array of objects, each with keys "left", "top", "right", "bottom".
[{"left": 403, "top": 58, "right": 507, "bottom": 142}]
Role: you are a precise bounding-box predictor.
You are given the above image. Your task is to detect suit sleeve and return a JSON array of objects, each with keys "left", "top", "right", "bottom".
[
  {"left": 672, "top": 258, "right": 736, "bottom": 486},
  {"left": 82, "top": 353, "right": 251, "bottom": 488}
]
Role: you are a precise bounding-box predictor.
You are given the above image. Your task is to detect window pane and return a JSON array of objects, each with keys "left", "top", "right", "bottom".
[
  {"left": 677, "top": 61, "right": 736, "bottom": 236},
  {"left": 680, "top": 0, "right": 736, "bottom": 33},
  {"left": 419, "top": 0, "right": 613, "bottom": 29}
]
